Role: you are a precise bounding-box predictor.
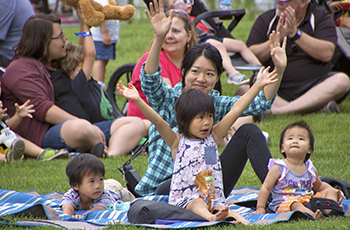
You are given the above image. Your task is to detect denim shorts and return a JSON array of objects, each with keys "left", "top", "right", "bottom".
[
  {"left": 94, "top": 41, "right": 116, "bottom": 60},
  {"left": 42, "top": 119, "right": 114, "bottom": 151}
]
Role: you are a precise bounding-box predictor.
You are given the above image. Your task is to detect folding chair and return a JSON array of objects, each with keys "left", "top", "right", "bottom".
[{"left": 191, "top": 0, "right": 262, "bottom": 72}]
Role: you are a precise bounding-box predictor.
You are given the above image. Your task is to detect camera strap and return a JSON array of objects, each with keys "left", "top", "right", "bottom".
[{"left": 123, "top": 123, "right": 178, "bottom": 166}]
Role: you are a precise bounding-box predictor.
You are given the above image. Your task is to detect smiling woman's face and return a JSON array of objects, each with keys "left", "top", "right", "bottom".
[
  {"left": 47, "top": 23, "right": 67, "bottom": 62},
  {"left": 162, "top": 17, "right": 191, "bottom": 57},
  {"left": 184, "top": 55, "right": 219, "bottom": 94}
]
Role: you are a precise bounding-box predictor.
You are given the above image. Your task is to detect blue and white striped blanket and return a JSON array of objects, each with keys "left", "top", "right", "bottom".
[{"left": 0, "top": 187, "right": 349, "bottom": 229}]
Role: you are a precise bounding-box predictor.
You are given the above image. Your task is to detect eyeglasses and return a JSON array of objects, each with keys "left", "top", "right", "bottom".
[
  {"left": 173, "top": 0, "right": 194, "bottom": 6},
  {"left": 172, "top": 9, "right": 191, "bottom": 27},
  {"left": 51, "top": 31, "right": 65, "bottom": 40}
]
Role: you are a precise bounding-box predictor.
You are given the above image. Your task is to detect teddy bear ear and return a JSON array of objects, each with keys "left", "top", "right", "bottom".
[{"left": 102, "top": 4, "right": 136, "bottom": 22}]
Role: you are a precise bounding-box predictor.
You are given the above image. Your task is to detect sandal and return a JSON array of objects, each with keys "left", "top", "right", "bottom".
[
  {"left": 309, "top": 197, "right": 344, "bottom": 218},
  {"left": 227, "top": 72, "right": 249, "bottom": 85}
]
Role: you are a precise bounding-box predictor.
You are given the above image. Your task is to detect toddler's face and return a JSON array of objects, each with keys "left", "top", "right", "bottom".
[
  {"left": 171, "top": 0, "right": 192, "bottom": 14},
  {"left": 188, "top": 112, "right": 214, "bottom": 139},
  {"left": 73, "top": 173, "right": 104, "bottom": 203},
  {"left": 280, "top": 126, "right": 312, "bottom": 159}
]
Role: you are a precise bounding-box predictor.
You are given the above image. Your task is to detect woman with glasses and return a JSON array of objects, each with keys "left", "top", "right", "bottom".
[{"left": 1, "top": 12, "right": 148, "bottom": 157}]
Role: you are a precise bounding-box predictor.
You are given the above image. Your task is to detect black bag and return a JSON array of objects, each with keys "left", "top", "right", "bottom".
[
  {"left": 304, "top": 197, "right": 344, "bottom": 217},
  {"left": 118, "top": 135, "right": 159, "bottom": 198},
  {"left": 127, "top": 199, "right": 208, "bottom": 224},
  {"left": 119, "top": 124, "right": 177, "bottom": 198},
  {"left": 320, "top": 176, "right": 350, "bottom": 199}
]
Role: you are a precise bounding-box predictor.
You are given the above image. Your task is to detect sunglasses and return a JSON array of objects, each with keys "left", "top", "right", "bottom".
[{"left": 173, "top": 0, "right": 194, "bottom": 6}]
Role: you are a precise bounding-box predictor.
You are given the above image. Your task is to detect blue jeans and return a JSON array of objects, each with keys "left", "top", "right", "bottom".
[{"left": 42, "top": 119, "right": 114, "bottom": 151}]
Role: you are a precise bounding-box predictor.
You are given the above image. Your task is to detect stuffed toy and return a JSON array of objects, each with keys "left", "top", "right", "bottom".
[{"left": 60, "top": 0, "right": 136, "bottom": 27}]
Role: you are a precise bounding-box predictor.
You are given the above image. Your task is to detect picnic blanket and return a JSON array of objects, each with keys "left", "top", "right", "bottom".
[{"left": 0, "top": 187, "right": 349, "bottom": 229}]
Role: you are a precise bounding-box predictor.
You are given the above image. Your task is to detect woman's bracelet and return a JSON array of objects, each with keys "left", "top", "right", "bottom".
[{"left": 75, "top": 32, "right": 92, "bottom": 37}]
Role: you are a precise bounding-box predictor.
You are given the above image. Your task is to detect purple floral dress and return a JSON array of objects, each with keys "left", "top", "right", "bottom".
[{"left": 169, "top": 134, "right": 226, "bottom": 210}]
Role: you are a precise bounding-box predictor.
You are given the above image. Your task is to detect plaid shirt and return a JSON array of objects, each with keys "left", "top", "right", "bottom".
[{"left": 136, "top": 63, "right": 274, "bottom": 196}]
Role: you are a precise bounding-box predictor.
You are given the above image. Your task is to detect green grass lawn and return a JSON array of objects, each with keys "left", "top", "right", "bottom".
[{"left": 1, "top": 4, "right": 350, "bottom": 229}]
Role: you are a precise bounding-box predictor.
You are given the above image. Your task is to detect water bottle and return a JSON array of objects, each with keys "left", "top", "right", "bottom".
[{"left": 220, "top": 0, "right": 232, "bottom": 10}]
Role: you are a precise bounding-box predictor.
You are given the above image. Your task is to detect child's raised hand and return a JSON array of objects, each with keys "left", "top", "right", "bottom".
[
  {"left": 145, "top": 0, "right": 173, "bottom": 38},
  {"left": 15, "top": 100, "right": 35, "bottom": 119},
  {"left": 116, "top": 81, "right": 140, "bottom": 101},
  {"left": 254, "top": 66, "right": 278, "bottom": 88},
  {"left": 269, "top": 31, "right": 287, "bottom": 71},
  {"left": 0, "top": 101, "right": 8, "bottom": 120}
]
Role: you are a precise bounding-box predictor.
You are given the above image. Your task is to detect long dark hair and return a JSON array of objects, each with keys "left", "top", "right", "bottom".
[
  {"left": 181, "top": 43, "right": 223, "bottom": 89},
  {"left": 13, "top": 14, "right": 61, "bottom": 65}
]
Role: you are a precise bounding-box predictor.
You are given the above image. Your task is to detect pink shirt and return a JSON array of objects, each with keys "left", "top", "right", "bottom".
[{"left": 127, "top": 50, "right": 182, "bottom": 119}]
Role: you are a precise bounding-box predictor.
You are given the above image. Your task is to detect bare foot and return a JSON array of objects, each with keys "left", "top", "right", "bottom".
[
  {"left": 210, "top": 206, "right": 229, "bottom": 221},
  {"left": 314, "top": 209, "right": 325, "bottom": 220}
]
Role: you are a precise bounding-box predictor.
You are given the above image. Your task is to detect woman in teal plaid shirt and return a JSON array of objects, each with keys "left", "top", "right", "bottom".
[{"left": 135, "top": 0, "right": 287, "bottom": 197}]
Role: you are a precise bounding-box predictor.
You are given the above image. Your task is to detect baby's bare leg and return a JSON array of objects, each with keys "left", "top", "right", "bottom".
[
  {"left": 321, "top": 187, "right": 340, "bottom": 203},
  {"left": 290, "top": 201, "right": 323, "bottom": 219},
  {"left": 320, "top": 188, "right": 344, "bottom": 213}
]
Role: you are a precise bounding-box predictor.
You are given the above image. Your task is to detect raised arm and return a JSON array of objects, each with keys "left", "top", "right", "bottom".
[
  {"left": 117, "top": 81, "right": 179, "bottom": 157},
  {"left": 75, "top": 7, "right": 95, "bottom": 81},
  {"left": 213, "top": 67, "right": 278, "bottom": 144},
  {"left": 144, "top": 0, "right": 173, "bottom": 74},
  {"left": 262, "top": 31, "right": 287, "bottom": 100}
]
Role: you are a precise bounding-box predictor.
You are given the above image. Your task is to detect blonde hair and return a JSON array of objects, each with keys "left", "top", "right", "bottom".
[
  {"left": 144, "top": 11, "right": 198, "bottom": 54},
  {"left": 59, "top": 42, "right": 85, "bottom": 76}
]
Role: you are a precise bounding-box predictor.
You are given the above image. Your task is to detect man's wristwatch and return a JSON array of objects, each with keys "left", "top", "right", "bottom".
[{"left": 290, "top": 29, "right": 302, "bottom": 41}]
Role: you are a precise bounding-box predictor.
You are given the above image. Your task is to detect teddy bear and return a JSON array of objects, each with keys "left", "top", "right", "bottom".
[{"left": 59, "top": 0, "right": 136, "bottom": 27}]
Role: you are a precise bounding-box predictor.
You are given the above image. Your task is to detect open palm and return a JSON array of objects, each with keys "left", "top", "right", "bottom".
[
  {"left": 269, "top": 31, "right": 287, "bottom": 70},
  {"left": 117, "top": 81, "right": 139, "bottom": 102},
  {"left": 145, "top": 0, "right": 173, "bottom": 37},
  {"left": 255, "top": 67, "right": 278, "bottom": 87}
]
